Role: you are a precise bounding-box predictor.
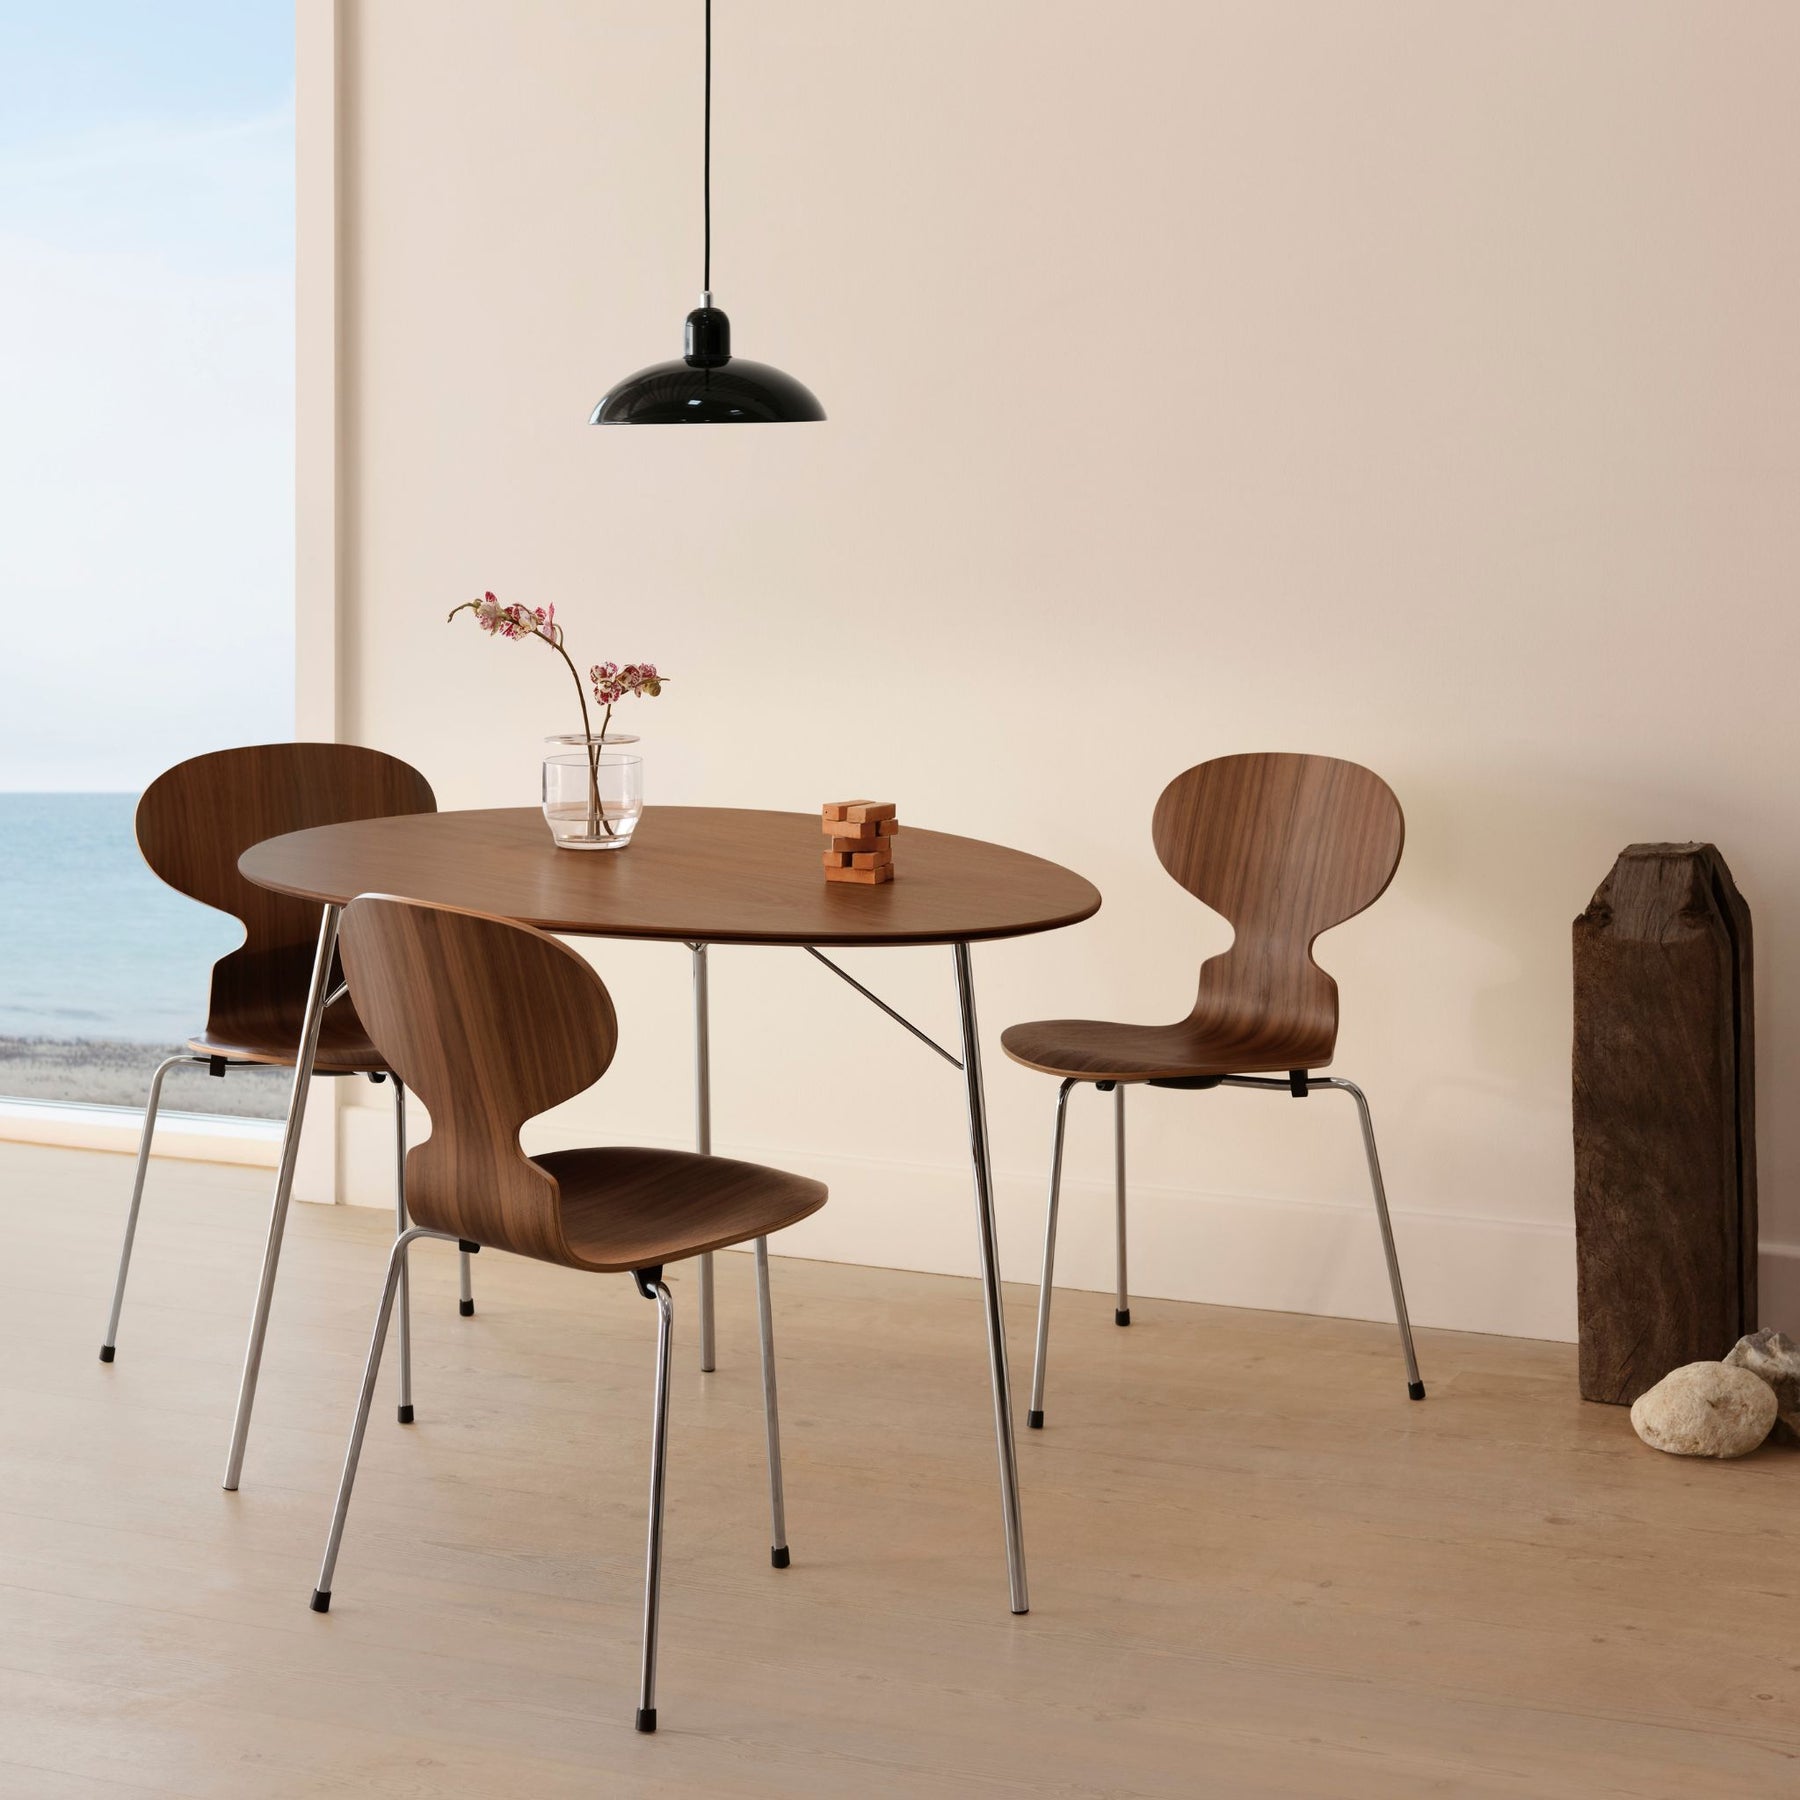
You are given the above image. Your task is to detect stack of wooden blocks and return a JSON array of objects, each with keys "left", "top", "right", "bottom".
[{"left": 822, "top": 799, "right": 898, "bottom": 885}]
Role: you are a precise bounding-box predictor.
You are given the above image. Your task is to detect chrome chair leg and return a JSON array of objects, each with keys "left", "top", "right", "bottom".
[
  {"left": 394, "top": 1077, "right": 474, "bottom": 1343},
  {"left": 1113, "top": 1081, "right": 1130, "bottom": 1326},
  {"left": 634, "top": 1270, "right": 676, "bottom": 1733},
  {"left": 691, "top": 942, "right": 717, "bottom": 1373},
  {"left": 1027, "top": 1078, "right": 1076, "bottom": 1430},
  {"left": 753, "top": 1237, "right": 790, "bottom": 1566},
  {"left": 1319, "top": 1078, "right": 1425, "bottom": 1400},
  {"left": 696, "top": 1252, "right": 715, "bottom": 1372},
  {"left": 99, "top": 1053, "right": 203, "bottom": 1362},
  {"left": 393, "top": 1079, "right": 414, "bottom": 1425},
  {"left": 310, "top": 1224, "right": 453, "bottom": 1613}
]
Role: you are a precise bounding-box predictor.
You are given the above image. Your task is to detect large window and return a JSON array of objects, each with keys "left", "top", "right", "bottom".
[{"left": 0, "top": 3, "right": 295, "bottom": 1118}]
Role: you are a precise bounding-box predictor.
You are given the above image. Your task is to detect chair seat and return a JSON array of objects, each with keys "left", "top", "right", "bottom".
[
  {"left": 1000, "top": 1016, "right": 1332, "bottom": 1083},
  {"left": 536, "top": 1146, "right": 828, "bottom": 1274},
  {"left": 189, "top": 999, "right": 387, "bottom": 1075}
]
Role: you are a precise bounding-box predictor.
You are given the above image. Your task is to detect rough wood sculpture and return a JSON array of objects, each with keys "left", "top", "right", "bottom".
[{"left": 1572, "top": 843, "right": 1756, "bottom": 1406}]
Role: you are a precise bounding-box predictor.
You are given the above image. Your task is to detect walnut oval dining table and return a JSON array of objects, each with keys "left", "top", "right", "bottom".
[{"left": 229, "top": 804, "right": 1103, "bottom": 1615}]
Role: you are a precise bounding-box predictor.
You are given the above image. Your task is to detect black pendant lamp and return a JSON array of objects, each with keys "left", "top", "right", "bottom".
[{"left": 589, "top": 0, "right": 824, "bottom": 426}]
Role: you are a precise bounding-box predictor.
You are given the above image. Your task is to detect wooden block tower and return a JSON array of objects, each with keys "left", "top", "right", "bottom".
[{"left": 822, "top": 799, "right": 898, "bottom": 884}]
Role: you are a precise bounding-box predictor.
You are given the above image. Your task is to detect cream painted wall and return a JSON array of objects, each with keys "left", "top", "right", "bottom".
[{"left": 321, "top": 0, "right": 1800, "bottom": 1342}]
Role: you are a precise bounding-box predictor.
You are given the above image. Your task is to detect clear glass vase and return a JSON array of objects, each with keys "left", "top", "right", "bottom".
[{"left": 542, "top": 747, "right": 643, "bottom": 850}]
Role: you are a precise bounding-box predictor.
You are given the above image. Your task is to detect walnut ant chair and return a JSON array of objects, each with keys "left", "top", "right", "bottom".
[
  {"left": 99, "top": 744, "right": 473, "bottom": 1423},
  {"left": 308, "top": 894, "right": 827, "bottom": 1734},
  {"left": 1001, "top": 752, "right": 1424, "bottom": 1429}
]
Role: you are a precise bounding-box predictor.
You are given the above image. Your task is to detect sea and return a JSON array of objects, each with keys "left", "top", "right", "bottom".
[{"left": 0, "top": 793, "right": 242, "bottom": 1044}]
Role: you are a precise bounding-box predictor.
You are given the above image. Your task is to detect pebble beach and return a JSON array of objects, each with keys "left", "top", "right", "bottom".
[{"left": 0, "top": 1037, "right": 288, "bottom": 1118}]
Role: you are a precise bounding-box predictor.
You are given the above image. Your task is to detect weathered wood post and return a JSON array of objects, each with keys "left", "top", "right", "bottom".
[{"left": 1572, "top": 843, "right": 1756, "bottom": 1404}]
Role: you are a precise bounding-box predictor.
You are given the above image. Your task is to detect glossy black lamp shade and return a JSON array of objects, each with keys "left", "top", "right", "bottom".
[
  {"left": 590, "top": 305, "right": 824, "bottom": 425},
  {"left": 589, "top": 358, "right": 824, "bottom": 424}
]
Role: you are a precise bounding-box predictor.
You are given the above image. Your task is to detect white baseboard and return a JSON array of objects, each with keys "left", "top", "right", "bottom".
[
  {"left": 337, "top": 1104, "right": 1585, "bottom": 1342},
  {"left": 0, "top": 1097, "right": 278, "bottom": 1168},
  {"left": 29, "top": 1091, "right": 1783, "bottom": 1350}
]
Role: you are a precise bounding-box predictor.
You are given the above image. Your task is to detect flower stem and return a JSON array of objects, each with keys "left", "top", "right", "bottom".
[
  {"left": 448, "top": 601, "right": 619, "bottom": 841},
  {"left": 545, "top": 635, "right": 613, "bottom": 838}
]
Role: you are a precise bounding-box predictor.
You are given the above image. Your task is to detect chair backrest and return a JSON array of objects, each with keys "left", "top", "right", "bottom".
[
  {"left": 1150, "top": 752, "right": 1403, "bottom": 1064},
  {"left": 337, "top": 894, "right": 619, "bottom": 1264},
  {"left": 135, "top": 744, "right": 436, "bottom": 1042}
]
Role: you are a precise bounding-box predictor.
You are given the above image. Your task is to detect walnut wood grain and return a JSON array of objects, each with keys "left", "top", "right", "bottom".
[
  {"left": 240, "top": 806, "right": 1101, "bottom": 948},
  {"left": 1572, "top": 843, "right": 1756, "bottom": 1405},
  {"left": 1002, "top": 753, "right": 1404, "bottom": 1080},
  {"left": 338, "top": 895, "right": 826, "bottom": 1272},
  {"left": 135, "top": 743, "right": 436, "bottom": 1072}
]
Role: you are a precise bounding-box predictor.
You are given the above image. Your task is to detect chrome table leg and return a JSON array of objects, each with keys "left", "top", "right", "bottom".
[
  {"left": 753, "top": 1236, "right": 790, "bottom": 1565},
  {"left": 1027, "top": 1078, "right": 1076, "bottom": 1430},
  {"left": 691, "top": 941, "right": 716, "bottom": 1373},
  {"left": 951, "top": 942, "right": 1029, "bottom": 1614},
  {"left": 634, "top": 1271, "right": 676, "bottom": 1732},
  {"left": 99, "top": 1053, "right": 203, "bottom": 1362},
  {"left": 222, "top": 902, "right": 340, "bottom": 1491}
]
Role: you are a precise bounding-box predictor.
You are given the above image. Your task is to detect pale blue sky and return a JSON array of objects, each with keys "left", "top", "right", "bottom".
[{"left": 0, "top": 2, "right": 294, "bottom": 790}]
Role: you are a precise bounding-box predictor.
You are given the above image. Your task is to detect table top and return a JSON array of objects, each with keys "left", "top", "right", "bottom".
[{"left": 239, "top": 806, "right": 1102, "bottom": 948}]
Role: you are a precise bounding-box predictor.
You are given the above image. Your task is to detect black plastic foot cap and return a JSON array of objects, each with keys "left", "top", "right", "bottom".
[
  {"left": 1115, "top": 1308, "right": 1131, "bottom": 1327},
  {"left": 1408, "top": 1380, "right": 1427, "bottom": 1401},
  {"left": 634, "top": 1707, "right": 656, "bottom": 1734},
  {"left": 771, "top": 1544, "right": 790, "bottom": 1569},
  {"left": 310, "top": 1589, "right": 331, "bottom": 1613},
  {"left": 397, "top": 1403, "right": 414, "bottom": 1424},
  {"left": 459, "top": 1298, "right": 475, "bottom": 1317},
  {"left": 98, "top": 1344, "right": 115, "bottom": 1363},
  {"left": 1027, "top": 1408, "right": 1044, "bottom": 1429}
]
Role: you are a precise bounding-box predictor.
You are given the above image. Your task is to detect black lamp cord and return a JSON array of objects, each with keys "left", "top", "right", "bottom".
[{"left": 702, "top": 0, "right": 712, "bottom": 301}]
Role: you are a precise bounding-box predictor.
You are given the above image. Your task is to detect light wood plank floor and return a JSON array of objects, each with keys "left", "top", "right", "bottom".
[{"left": 2, "top": 1142, "right": 1795, "bottom": 1798}]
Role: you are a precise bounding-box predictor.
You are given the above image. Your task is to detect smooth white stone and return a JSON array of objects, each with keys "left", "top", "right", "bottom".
[{"left": 1629, "top": 1361, "right": 1776, "bottom": 1459}]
